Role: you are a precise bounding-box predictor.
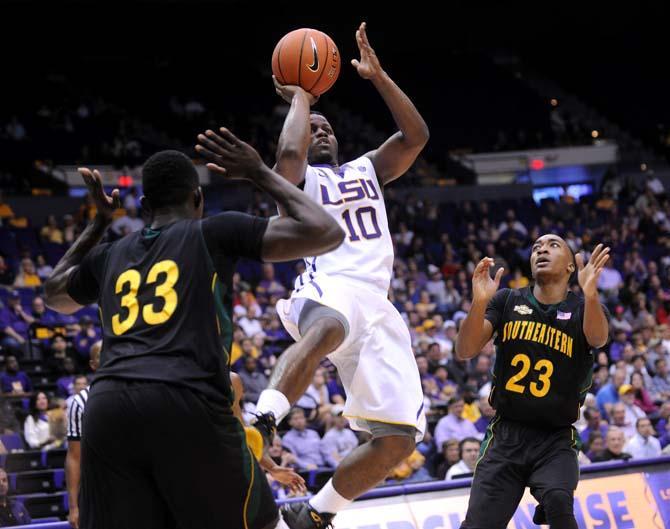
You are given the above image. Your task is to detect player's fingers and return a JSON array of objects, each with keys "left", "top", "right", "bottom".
[
  {"left": 111, "top": 189, "right": 121, "bottom": 209},
  {"left": 218, "top": 127, "right": 244, "bottom": 147},
  {"left": 590, "top": 243, "right": 604, "bottom": 261},
  {"left": 575, "top": 253, "right": 585, "bottom": 270},
  {"left": 351, "top": 59, "right": 360, "bottom": 69},
  {"left": 196, "top": 145, "right": 226, "bottom": 164},
  {"left": 198, "top": 133, "right": 231, "bottom": 155},
  {"left": 594, "top": 249, "right": 611, "bottom": 270},
  {"left": 494, "top": 267, "right": 505, "bottom": 285},
  {"left": 205, "top": 163, "right": 227, "bottom": 176},
  {"left": 206, "top": 129, "right": 237, "bottom": 150}
]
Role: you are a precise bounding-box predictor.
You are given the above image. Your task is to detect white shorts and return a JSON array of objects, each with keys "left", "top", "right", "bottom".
[{"left": 276, "top": 272, "right": 426, "bottom": 441}]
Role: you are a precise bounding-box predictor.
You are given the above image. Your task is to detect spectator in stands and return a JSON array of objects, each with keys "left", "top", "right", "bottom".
[
  {"left": 610, "top": 305, "right": 633, "bottom": 335},
  {"left": 609, "top": 402, "right": 636, "bottom": 441},
  {"left": 238, "top": 306, "right": 263, "bottom": 338},
  {"left": 0, "top": 290, "right": 33, "bottom": 354},
  {"left": 45, "top": 333, "right": 73, "bottom": 373},
  {"left": 296, "top": 367, "right": 334, "bottom": 430},
  {"left": 387, "top": 450, "right": 431, "bottom": 484},
  {"left": 56, "top": 356, "right": 77, "bottom": 398},
  {"left": 236, "top": 355, "right": 267, "bottom": 405},
  {"left": 281, "top": 408, "right": 325, "bottom": 470},
  {"left": 30, "top": 295, "right": 58, "bottom": 325},
  {"left": 24, "top": 391, "right": 58, "bottom": 450},
  {"left": 13, "top": 258, "right": 41, "bottom": 288},
  {"left": 596, "top": 368, "right": 626, "bottom": 418},
  {"left": 585, "top": 432, "right": 605, "bottom": 461},
  {"left": 73, "top": 315, "right": 100, "bottom": 361},
  {"left": 320, "top": 406, "right": 358, "bottom": 468},
  {"left": 445, "top": 437, "right": 481, "bottom": 479},
  {"left": 598, "top": 257, "right": 624, "bottom": 303},
  {"left": 62, "top": 214, "right": 77, "bottom": 245},
  {"left": 609, "top": 329, "right": 629, "bottom": 362},
  {"left": 256, "top": 264, "right": 286, "bottom": 306},
  {"left": 0, "top": 399, "right": 19, "bottom": 434},
  {"left": 592, "top": 427, "right": 632, "bottom": 462},
  {"left": 630, "top": 371, "right": 657, "bottom": 415},
  {"left": 0, "top": 356, "right": 32, "bottom": 395},
  {"left": 579, "top": 407, "right": 608, "bottom": 446},
  {"left": 0, "top": 467, "right": 31, "bottom": 526},
  {"left": 651, "top": 358, "right": 670, "bottom": 401},
  {"left": 434, "top": 397, "right": 480, "bottom": 449},
  {"left": 474, "top": 395, "right": 494, "bottom": 434},
  {"left": 0, "top": 256, "right": 15, "bottom": 286},
  {"left": 110, "top": 206, "right": 144, "bottom": 236},
  {"left": 435, "top": 439, "right": 461, "bottom": 479},
  {"left": 619, "top": 384, "right": 646, "bottom": 426},
  {"left": 35, "top": 254, "right": 53, "bottom": 281},
  {"left": 40, "top": 215, "right": 64, "bottom": 244},
  {"left": 624, "top": 417, "right": 661, "bottom": 459},
  {"left": 498, "top": 209, "right": 528, "bottom": 237},
  {"left": 0, "top": 191, "right": 14, "bottom": 221}
]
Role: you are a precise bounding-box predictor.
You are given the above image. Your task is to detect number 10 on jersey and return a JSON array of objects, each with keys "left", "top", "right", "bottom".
[{"left": 341, "top": 207, "right": 382, "bottom": 241}]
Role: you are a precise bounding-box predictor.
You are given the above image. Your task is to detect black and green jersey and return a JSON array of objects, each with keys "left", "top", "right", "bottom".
[
  {"left": 486, "top": 286, "right": 601, "bottom": 427},
  {"left": 67, "top": 212, "right": 268, "bottom": 406}
]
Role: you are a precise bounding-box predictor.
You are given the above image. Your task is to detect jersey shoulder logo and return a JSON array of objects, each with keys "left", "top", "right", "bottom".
[
  {"left": 307, "top": 37, "right": 319, "bottom": 72},
  {"left": 513, "top": 304, "right": 533, "bottom": 315}
]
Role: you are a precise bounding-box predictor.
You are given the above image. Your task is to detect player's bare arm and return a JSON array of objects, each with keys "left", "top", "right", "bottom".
[
  {"left": 44, "top": 168, "right": 120, "bottom": 314},
  {"left": 273, "top": 78, "right": 316, "bottom": 186},
  {"left": 355, "top": 22, "right": 429, "bottom": 185},
  {"left": 456, "top": 257, "right": 504, "bottom": 360},
  {"left": 196, "top": 128, "right": 344, "bottom": 261},
  {"left": 66, "top": 441, "right": 81, "bottom": 529},
  {"left": 577, "top": 243, "right": 611, "bottom": 348}
]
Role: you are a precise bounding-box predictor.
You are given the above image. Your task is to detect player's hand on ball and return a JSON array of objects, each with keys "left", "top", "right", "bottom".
[
  {"left": 351, "top": 22, "right": 383, "bottom": 80},
  {"left": 472, "top": 257, "right": 504, "bottom": 303},
  {"left": 78, "top": 168, "right": 121, "bottom": 222},
  {"left": 272, "top": 76, "right": 319, "bottom": 106},
  {"left": 577, "top": 243, "right": 610, "bottom": 299},
  {"left": 196, "top": 128, "right": 264, "bottom": 180},
  {"left": 269, "top": 465, "right": 307, "bottom": 495}
]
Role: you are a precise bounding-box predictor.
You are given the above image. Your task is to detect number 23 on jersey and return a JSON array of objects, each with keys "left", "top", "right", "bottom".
[{"left": 112, "top": 260, "right": 179, "bottom": 335}]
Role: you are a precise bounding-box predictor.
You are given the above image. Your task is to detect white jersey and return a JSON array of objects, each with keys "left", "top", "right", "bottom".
[{"left": 296, "top": 156, "right": 393, "bottom": 297}]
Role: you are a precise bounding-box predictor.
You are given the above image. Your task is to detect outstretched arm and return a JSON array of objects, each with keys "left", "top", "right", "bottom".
[
  {"left": 353, "top": 22, "right": 429, "bottom": 185},
  {"left": 577, "top": 244, "right": 610, "bottom": 348},
  {"left": 196, "top": 128, "right": 344, "bottom": 262},
  {"left": 45, "top": 169, "right": 119, "bottom": 314},
  {"left": 273, "top": 79, "right": 316, "bottom": 186},
  {"left": 455, "top": 258, "right": 504, "bottom": 360}
]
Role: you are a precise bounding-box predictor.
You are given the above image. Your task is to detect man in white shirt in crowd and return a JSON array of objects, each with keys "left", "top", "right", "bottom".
[
  {"left": 624, "top": 417, "right": 661, "bottom": 460},
  {"left": 609, "top": 402, "right": 636, "bottom": 441},
  {"left": 445, "top": 437, "right": 481, "bottom": 480},
  {"left": 320, "top": 406, "right": 359, "bottom": 468},
  {"left": 619, "top": 384, "right": 646, "bottom": 427}
]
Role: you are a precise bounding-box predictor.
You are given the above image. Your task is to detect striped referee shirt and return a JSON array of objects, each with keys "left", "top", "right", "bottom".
[{"left": 67, "top": 387, "right": 89, "bottom": 441}]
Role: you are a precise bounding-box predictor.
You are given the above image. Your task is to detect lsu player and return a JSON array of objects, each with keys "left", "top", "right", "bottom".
[{"left": 253, "top": 22, "right": 430, "bottom": 529}]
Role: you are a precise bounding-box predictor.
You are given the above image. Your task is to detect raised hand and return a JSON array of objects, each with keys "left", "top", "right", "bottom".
[
  {"left": 577, "top": 244, "right": 611, "bottom": 299},
  {"left": 195, "top": 128, "right": 264, "bottom": 180},
  {"left": 78, "top": 168, "right": 120, "bottom": 222},
  {"left": 351, "top": 22, "right": 384, "bottom": 80},
  {"left": 472, "top": 257, "right": 504, "bottom": 303},
  {"left": 268, "top": 465, "right": 307, "bottom": 495},
  {"left": 272, "top": 76, "right": 318, "bottom": 105}
]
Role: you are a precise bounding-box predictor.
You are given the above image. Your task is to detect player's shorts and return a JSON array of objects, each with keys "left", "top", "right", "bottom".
[
  {"left": 460, "top": 416, "right": 579, "bottom": 529},
  {"left": 80, "top": 379, "right": 278, "bottom": 529},
  {"left": 276, "top": 272, "right": 426, "bottom": 441}
]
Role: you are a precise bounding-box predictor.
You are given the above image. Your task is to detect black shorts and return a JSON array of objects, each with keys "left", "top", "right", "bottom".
[
  {"left": 461, "top": 416, "right": 579, "bottom": 529},
  {"left": 80, "top": 379, "right": 278, "bottom": 529}
]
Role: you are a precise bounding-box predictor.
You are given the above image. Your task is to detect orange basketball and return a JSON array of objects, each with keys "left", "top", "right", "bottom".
[{"left": 272, "top": 28, "right": 341, "bottom": 96}]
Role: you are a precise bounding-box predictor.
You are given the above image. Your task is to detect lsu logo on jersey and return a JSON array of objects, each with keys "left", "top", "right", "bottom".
[{"left": 320, "top": 179, "right": 380, "bottom": 206}]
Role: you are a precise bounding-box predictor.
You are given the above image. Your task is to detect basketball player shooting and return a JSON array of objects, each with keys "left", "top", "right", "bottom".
[{"left": 252, "top": 22, "right": 430, "bottom": 529}]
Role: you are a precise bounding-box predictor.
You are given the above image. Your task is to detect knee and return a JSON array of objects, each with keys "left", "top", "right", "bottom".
[
  {"left": 542, "top": 488, "right": 574, "bottom": 520},
  {"left": 305, "top": 318, "right": 345, "bottom": 353},
  {"left": 373, "top": 435, "right": 416, "bottom": 464}
]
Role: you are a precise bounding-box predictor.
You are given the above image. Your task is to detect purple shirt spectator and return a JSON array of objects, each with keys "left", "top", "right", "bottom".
[
  {"left": 0, "top": 371, "right": 32, "bottom": 395},
  {"left": 281, "top": 409, "right": 325, "bottom": 469},
  {"left": 434, "top": 398, "right": 480, "bottom": 449},
  {"left": 56, "top": 375, "right": 75, "bottom": 398}
]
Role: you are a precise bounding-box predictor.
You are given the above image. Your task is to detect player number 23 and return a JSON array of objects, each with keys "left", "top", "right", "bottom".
[
  {"left": 112, "top": 260, "right": 179, "bottom": 335},
  {"left": 504, "top": 353, "right": 554, "bottom": 398}
]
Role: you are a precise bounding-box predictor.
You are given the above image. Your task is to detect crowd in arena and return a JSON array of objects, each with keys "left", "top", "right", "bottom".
[{"left": 1, "top": 168, "right": 669, "bottom": 503}]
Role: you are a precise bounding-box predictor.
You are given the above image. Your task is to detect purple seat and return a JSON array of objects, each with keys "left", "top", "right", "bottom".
[{"left": 0, "top": 433, "right": 25, "bottom": 451}]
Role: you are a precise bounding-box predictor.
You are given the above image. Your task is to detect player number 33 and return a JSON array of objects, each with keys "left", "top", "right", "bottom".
[
  {"left": 112, "top": 260, "right": 179, "bottom": 335},
  {"left": 504, "top": 353, "right": 554, "bottom": 398}
]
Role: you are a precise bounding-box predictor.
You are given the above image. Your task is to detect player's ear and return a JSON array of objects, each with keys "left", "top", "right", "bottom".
[{"left": 140, "top": 196, "right": 152, "bottom": 217}]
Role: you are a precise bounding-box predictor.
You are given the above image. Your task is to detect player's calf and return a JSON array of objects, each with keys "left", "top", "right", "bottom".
[{"left": 541, "top": 488, "right": 577, "bottom": 529}]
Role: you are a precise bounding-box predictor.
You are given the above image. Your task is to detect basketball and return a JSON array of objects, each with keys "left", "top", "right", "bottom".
[{"left": 272, "top": 28, "right": 341, "bottom": 96}]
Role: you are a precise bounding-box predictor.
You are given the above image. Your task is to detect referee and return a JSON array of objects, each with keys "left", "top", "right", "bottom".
[
  {"left": 45, "top": 128, "right": 344, "bottom": 529},
  {"left": 65, "top": 340, "right": 100, "bottom": 529},
  {"left": 456, "top": 236, "right": 610, "bottom": 529}
]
